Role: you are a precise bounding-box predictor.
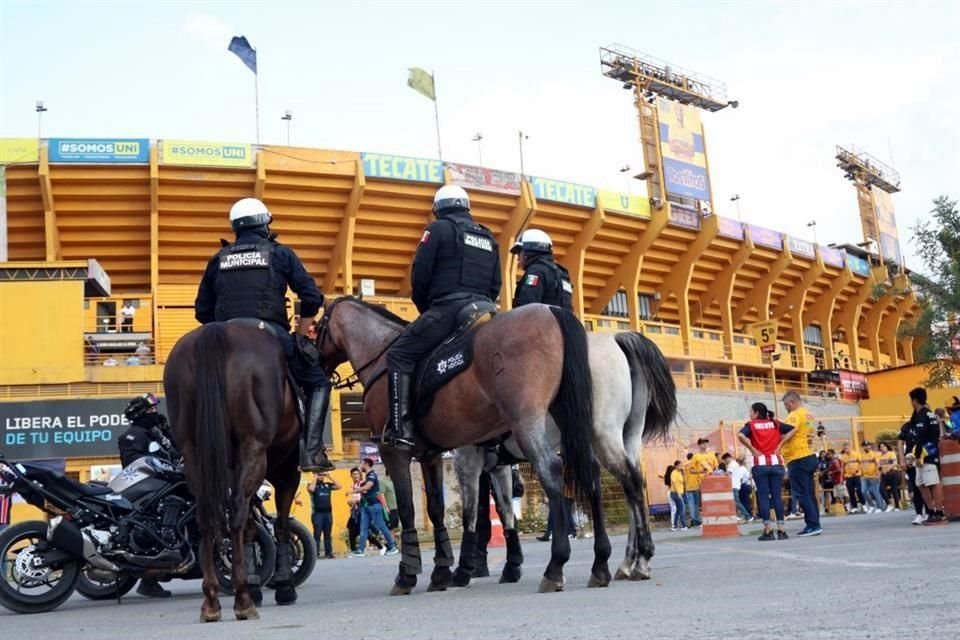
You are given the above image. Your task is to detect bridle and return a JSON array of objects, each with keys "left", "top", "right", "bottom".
[{"left": 315, "top": 296, "right": 400, "bottom": 391}]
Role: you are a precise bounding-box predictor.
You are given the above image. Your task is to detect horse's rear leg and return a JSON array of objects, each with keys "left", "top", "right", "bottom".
[
  {"left": 623, "top": 427, "right": 654, "bottom": 580},
  {"left": 232, "top": 518, "right": 259, "bottom": 620},
  {"left": 422, "top": 457, "right": 454, "bottom": 592},
  {"left": 585, "top": 460, "right": 612, "bottom": 588},
  {"left": 381, "top": 448, "right": 420, "bottom": 595},
  {"left": 490, "top": 465, "right": 523, "bottom": 583},
  {"left": 452, "top": 448, "right": 483, "bottom": 587},
  {"left": 199, "top": 532, "right": 222, "bottom": 622},
  {"left": 270, "top": 457, "right": 301, "bottom": 605}
]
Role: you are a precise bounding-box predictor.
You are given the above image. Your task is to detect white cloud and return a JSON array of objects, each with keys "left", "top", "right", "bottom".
[{"left": 184, "top": 14, "right": 234, "bottom": 52}]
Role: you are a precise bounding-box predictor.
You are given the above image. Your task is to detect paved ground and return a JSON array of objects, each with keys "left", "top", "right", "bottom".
[{"left": 1, "top": 512, "right": 957, "bottom": 639}]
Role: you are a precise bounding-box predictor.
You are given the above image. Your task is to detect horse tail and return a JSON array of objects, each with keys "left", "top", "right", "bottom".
[
  {"left": 547, "top": 306, "right": 597, "bottom": 509},
  {"left": 614, "top": 331, "right": 677, "bottom": 443},
  {"left": 193, "top": 323, "right": 232, "bottom": 537}
]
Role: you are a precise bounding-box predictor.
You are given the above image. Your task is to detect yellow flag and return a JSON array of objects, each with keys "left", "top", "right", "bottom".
[{"left": 407, "top": 67, "right": 436, "bottom": 101}]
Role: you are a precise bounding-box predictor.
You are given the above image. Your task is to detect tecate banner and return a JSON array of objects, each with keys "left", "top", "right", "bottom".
[{"left": 49, "top": 138, "right": 150, "bottom": 163}]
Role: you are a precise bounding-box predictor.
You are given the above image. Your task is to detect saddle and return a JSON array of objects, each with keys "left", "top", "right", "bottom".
[{"left": 413, "top": 300, "right": 497, "bottom": 416}]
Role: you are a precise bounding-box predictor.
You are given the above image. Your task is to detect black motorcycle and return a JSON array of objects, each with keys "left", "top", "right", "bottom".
[{"left": 0, "top": 454, "right": 277, "bottom": 614}]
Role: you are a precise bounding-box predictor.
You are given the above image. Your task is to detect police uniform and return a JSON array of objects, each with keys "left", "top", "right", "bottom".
[
  {"left": 385, "top": 187, "right": 502, "bottom": 449},
  {"left": 118, "top": 416, "right": 172, "bottom": 468},
  {"left": 513, "top": 254, "right": 573, "bottom": 309},
  {"left": 194, "top": 198, "right": 334, "bottom": 472}
]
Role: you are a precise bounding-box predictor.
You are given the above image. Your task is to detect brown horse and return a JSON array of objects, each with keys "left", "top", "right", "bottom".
[
  {"left": 317, "top": 296, "right": 608, "bottom": 594},
  {"left": 163, "top": 323, "right": 302, "bottom": 621}
]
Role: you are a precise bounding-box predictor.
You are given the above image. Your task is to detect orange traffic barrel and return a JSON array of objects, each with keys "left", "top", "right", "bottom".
[
  {"left": 940, "top": 438, "right": 960, "bottom": 521},
  {"left": 700, "top": 475, "right": 741, "bottom": 538},
  {"left": 488, "top": 496, "right": 506, "bottom": 547}
]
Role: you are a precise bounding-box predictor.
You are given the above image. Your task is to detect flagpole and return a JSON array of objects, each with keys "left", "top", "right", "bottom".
[
  {"left": 432, "top": 70, "right": 442, "bottom": 161},
  {"left": 254, "top": 70, "right": 261, "bottom": 145}
]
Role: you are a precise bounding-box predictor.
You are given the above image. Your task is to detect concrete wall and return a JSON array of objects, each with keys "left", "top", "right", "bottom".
[{"left": 674, "top": 388, "right": 861, "bottom": 432}]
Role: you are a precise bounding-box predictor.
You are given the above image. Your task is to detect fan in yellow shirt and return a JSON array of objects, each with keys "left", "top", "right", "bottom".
[
  {"left": 859, "top": 442, "right": 886, "bottom": 512},
  {"left": 839, "top": 444, "right": 865, "bottom": 512},
  {"left": 781, "top": 391, "right": 821, "bottom": 535},
  {"left": 877, "top": 442, "right": 901, "bottom": 511}
]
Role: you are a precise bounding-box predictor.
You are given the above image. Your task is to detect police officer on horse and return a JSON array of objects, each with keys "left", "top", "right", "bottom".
[
  {"left": 511, "top": 229, "right": 573, "bottom": 309},
  {"left": 384, "top": 185, "right": 502, "bottom": 451},
  {"left": 194, "top": 197, "right": 334, "bottom": 473}
]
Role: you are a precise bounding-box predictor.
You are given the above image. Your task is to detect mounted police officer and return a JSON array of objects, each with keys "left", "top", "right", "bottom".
[
  {"left": 385, "top": 185, "right": 502, "bottom": 451},
  {"left": 194, "top": 197, "right": 334, "bottom": 473},
  {"left": 510, "top": 229, "right": 573, "bottom": 310}
]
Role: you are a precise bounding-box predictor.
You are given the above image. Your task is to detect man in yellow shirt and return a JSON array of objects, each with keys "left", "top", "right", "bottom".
[
  {"left": 859, "top": 442, "right": 885, "bottom": 513},
  {"left": 683, "top": 440, "right": 717, "bottom": 527},
  {"left": 877, "top": 442, "right": 901, "bottom": 511},
  {"left": 782, "top": 391, "right": 822, "bottom": 536},
  {"left": 840, "top": 444, "right": 864, "bottom": 512}
]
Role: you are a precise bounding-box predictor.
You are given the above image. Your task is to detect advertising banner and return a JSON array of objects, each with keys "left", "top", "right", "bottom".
[
  {"left": 162, "top": 140, "right": 253, "bottom": 168},
  {"left": 667, "top": 202, "right": 700, "bottom": 230},
  {"left": 445, "top": 162, "right": 521, "bottom": 195},
  {"left": 787, "top": 235, "right": 815, "bottom": 259},
  {"left": 846, "top": 253, "right": 871, "bottom": 277},
  {"left": 872, "top": 186, "right": 902, "bottom": 265},
  {"left": 747, "top": 224, "right": 783, "bottom": 251},
  {"left": 598, "top": 190, "right": 650, "bottom": 218},
  {"left": 529, "top": 176, "right": 596, "bottom": 208},
  {"left": 361, "top": 152, "right": 443, "bottom": 184},
  {"left": 0, "top": 138, "right": 40, "bottom": 164},
  {"left": 49, "top": 138, "right": 149, "bottom": 163},
  {"left": 657, "top": 98, "right": 710, "bottom": 201},
  {"left": 716, "top": 216, "right": 744, "bottom": 240},
  {"left": 0, "top": 167, "right": 6, "bottom": 262},
  {"left": 820, "top": 246, "right": 845, "bottom": 269},
  {"left": 0, "top": 397, "right": 164, "bottom": 459}
]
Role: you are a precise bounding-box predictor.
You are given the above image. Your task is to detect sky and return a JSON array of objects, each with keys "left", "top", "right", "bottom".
[{"left": 2, "top": 1, "right": 958, "bottom": 272}]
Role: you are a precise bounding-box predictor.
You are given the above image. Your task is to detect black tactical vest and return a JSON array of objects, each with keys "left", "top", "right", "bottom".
[
  {"left": 426, "top": 217, "right": 499, "bottom": 305},
  {"left": 545, "top": 261, "right": 574, "bottom": 310},
  {"left": 213, "top": 240, "right": 287, "bottom": 326}
]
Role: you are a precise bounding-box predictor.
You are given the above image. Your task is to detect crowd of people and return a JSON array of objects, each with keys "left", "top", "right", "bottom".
[{"left": 663, "top": 386, "right": 953, "bottom": 539}]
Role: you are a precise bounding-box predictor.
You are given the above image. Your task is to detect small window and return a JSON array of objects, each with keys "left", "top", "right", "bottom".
[
  {"left": 646, "top": 325, "right": 663, "bottom": 334},
  {"left": 693, "top": 330, "right": 705, "bottom": 339},
  {"left": 638, "top": 294, "right": 653, "bottom": 320},
  {"left": 664, "top": 326, "right": 680, "bottom": 336},
  {"left": 602, "top": 290, "right": 629, "bottom": 318},
  {"left": 584, "top": 320, "right": 594, "bottom": 332},
  {"left": 709, "top": 332, "right": 721, "bottom": 341},
  {"left": 733, "top": 335, "right": 745, "bottom": 344}
]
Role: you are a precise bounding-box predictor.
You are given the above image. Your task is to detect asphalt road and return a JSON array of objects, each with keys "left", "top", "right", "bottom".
[{"left": 2, "top": 512, "right": 956, "bottom": 639}]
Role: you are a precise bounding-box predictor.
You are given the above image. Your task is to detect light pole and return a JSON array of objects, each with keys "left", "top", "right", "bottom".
[
  {"left": 730, "top": 193, "right": 742, "bottom": 221},
  {"left": 518, "top": 130, "right": 528, "bottom": 178},
  {"left": 806, "top": 220, "right": 818, "bottom": 245},
  {"left": 472, "top": 133, "right": 483, "bottom": 165},
  {"left": 281, "top": 110, "right": 293, "bottom": 146},
  {"left": 35, "top": 100, "right": 48, "bottom": 139},
  {"left": 619, "top": 164, "right": 632, "bottom": 194}
]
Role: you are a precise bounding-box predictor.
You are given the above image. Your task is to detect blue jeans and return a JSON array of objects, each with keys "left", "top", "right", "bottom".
[
  {"left": 788, "top": 454, "right": 821, "bottom": 530},
  {"left": 670, "top": 492, "right": 687, "bottom": 528},
  {"left": 732, "top": 489, "right": 751, "bottom": 519},
  {"left": 312, "top": 512, "right": 333, "bottom": 557},
  {"left": 356, "top": 503, "right": 395, "bottom": 553},
  {"left": 752, "top": 465, "right": 786, "bottom": 525},
  {"left": 739, "top": 485, "right": 754, "bottom": 517},
  {"left": 861, "top": 477, "right": 884, "bottom": 510},
  {"left": 684, "top": 490, "right": 701, "bottom": 524}
]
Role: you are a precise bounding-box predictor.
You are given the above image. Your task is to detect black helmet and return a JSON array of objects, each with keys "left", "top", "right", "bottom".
[{"left": 124, "top": 393, "right": 159, "bottom": 422}]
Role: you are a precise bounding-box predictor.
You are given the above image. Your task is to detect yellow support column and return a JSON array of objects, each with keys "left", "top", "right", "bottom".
[
  {"left": 879, "top": 288, "right": 916, "bottom": 367},
  {"left": 861, "top": 289, "right": 895, "bottom": 368},
  {"left": 324, "top": 159, "right": 365, "bottom": 295},
  {"left": 254, "top": 151, "right": 267, "bottom": 200},
  {"left": 770, "top": 252, "right": 825, "bottom": 369},
  {"left": 804, "top": 262, "right": 852, "bottom": 370},
  {"left": 497, "top": 180, "right": 536, "bottom": 310},
  {"left": 38, "top": 146, "right": 60, "bottom": 261},
  {"left": 699, "top": 236, "right": 754, "bottom": 356},
  {"left": 567, "top": 201, "right": 606, "bottom": 319},
  {"left": 834, "top": 274, "right": 876, "bottom": 370},
  {"left": 149, "top": 145, "right": 160, "bottom": 340},
  {"left": 732, "top": 243, "right": 793, "bottom": 326}
]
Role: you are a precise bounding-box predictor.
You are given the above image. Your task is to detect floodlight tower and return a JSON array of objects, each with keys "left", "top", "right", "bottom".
[
  {"left": 834, "top": 145, "right": 901, "bottom": 264},
  {"left": 600, "top": 44, "right": 737, "bottom": 213}
]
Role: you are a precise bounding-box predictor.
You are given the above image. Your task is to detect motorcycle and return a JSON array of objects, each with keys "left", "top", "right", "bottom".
[{"left": 0, "top": 453, "right": 277, "bottom": 614}]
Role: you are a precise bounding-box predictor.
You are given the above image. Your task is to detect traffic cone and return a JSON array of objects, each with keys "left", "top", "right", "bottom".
[
  {"left": 488, "top": 496, "right": 505, "bottom": 547},
  {"left": 700, "top": 475, "right": 741, "bottom": 538}
]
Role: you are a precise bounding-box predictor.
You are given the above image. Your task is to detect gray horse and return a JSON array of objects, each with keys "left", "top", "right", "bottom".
[{"left": 453, "top": 330, "right": 676, "bottom": 585}]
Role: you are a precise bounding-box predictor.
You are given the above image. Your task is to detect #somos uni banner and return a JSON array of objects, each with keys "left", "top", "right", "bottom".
[{"left": 49, "top": 138, "right": 149, "bottom": 163}]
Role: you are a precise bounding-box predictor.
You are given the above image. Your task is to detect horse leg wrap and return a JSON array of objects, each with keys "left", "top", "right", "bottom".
[
  {"left": 273, "top": 539, "right": 293, "bottom": 585},
  {"left": 243, "top": 543, "right": 260, "bottom": 587},
  {"left": 433, "top": 527, "right": 454, "bottom": 568},
  {"left": 400, "top": 530, "right": 422, "bottom": 575},
  {"left": 505, "top": 529, "right": 524, "bottom": 566}
]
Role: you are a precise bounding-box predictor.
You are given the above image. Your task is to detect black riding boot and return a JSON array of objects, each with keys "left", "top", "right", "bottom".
[
  {"left": 386, "top": 371, "right": 415, "bottom": 451},
  {"left": 300, "top": 388, "right": 335, "bottom": 473}
]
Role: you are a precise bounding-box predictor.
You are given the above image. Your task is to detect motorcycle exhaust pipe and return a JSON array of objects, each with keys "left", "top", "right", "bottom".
[{"left": 47, "top": 517, "right": 121, "bottom": 572}]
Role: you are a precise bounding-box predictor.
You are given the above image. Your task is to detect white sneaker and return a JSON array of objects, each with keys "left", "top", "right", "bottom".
[
  {"left": 379, "top": 547, "right": 387, "bottom": 556},
  {"left": 894, "top": 508, "right": 901, "bottom": 512},
  {"left": 922, "top": 513, "right": 929, "bottom": 522},
  {"left": 884, "top": 505, "right": 894, "bottom": 513},
  {"left": 867, "top": 506, "right": 876, "bottom": 514},
  {"left": 671, "top": 526, "right": 677, "bottom": 531},
  {"left": 681, "top": 526, "right": 688, "bottom": 531},
  {"left": 912, "top": 515, "right": 923, "bottom": 525}
]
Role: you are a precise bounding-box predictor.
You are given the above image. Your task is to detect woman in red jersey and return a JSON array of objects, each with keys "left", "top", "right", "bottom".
[{"left": 737, "top": 402, "right": 797, "bottom": 541}]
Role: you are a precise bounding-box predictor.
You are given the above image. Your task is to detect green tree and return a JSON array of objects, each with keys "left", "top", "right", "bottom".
[{"left": 901, "top": 195, "right": 960, "bottom": 386}]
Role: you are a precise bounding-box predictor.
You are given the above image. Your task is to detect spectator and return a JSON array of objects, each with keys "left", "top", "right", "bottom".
[
  {"left": 685, "top": 438, "right": 716, "bottom": 526},
  {"left": 948, "top": 397, "right": 960, "bottom": 439},
  {"left": 120, "top": 300, "right": 136, "bottom": 332},
  {"left": 125, "top": 354, "right": 141, "bottom": 366},
  {"left": 667, "top": 461, "right": 687, "bottom": 531},
  {"left": 722, "top": 453, "right": 752, "bottom": 521},
  {"left": 135, "top": 342, "right": 152, "bottom": 364},
  {"left": 736, "top": 454, "right": 755, "bottom": 520},
  {"left": 682, "top": 452, "right": 700, "bottom": 526},
  {"left": 903, "top": 452, "right": 928, "bottom": 524},
  {"left": 538, "top": 470, "right": 578, "bottom": 541},
  {"left": 781, "top": 391, "right": 822, "bottom": 537},
  {"left": 737, "top": 401, "right": 796, "bottom": 541},
  {"left": 859, "top": 442, "right": 884, "bottom": 513},
  {"left": 877, "top": 442, "right": 901, "bottom": 512},
  {"left": 308, "top": 472, "right": 340, "bottom": 559},
  {"left": 823, "top": 449, "right": 845, "bottom": 510},
  {"left": 349, "top": 458, "right": 399, "bottom": 557},
  {"left": 903, "top": 388, "right": 946, "bottom": 525},
  {"left": 840, "top": 443, "right": 864, "bottom": 513},
  {"left": 661, "top": 464, "right": 678, "bottom": 526},
  {"left": 103, "top": 356, "right": 119, "bottom": 367},
  {"left": 346, "top": 467, "right": 384, "bottom": 554},
  {"left": 381, "top": 470, "right": 399, "bottom": 531},
  {"left": 814, "top": 422, "right": 830, "bottom": 454}
]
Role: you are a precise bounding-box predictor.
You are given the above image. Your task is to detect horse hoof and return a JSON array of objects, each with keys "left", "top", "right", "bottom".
[
  {"left": 630, "top": 558, "right": 652, "bottom": 581},
  {"left": 499, "top": 565, "right": 522, "bottom": 584},
  {"left": 537, "top": 577, "right": 565, "bottom": 593},
  {"left": 390, "top": 584, "right": 413, "bottom": 596},
  {"left": 249, "top": 585, "right": 263, "bottom": 607},
  {"left": 588, "top": 572, "right": 611, "bottom": 588},
  {"left": 452, "top": 569, "right": 472, "bottom": 588},
  {"left": 235, "top": 605, "right": 259, "bottom": 620},
  {"left": 200, "top": 609, "right": 222, "bottom": 623},
  {"left": 614, "top": 568, "right": 630, "bottom": 581},
  {"left": 427, "top": 581, "right": 447, "bottom": 592},
  {"left": 275, "top": 585, "right": 298, "bottom": 605}
]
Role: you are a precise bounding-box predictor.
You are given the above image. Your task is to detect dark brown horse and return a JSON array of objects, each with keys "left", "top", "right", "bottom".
[
  {"left": 163, "top": 323, "right": 302, "bottom": 622},
  {"left": 317, "top": 296, "right": 608, "bottom": 594}
]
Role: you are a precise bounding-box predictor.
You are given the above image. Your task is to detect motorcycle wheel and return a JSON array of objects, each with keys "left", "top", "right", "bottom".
[
  {"left": 267, "top": 517, "right": 317, "bottom": 589},
  {"left": 210, "top": 521, "right": 276, "bottom": 594},
  {"left": 76, "top": 566, "right": 138, "bottom": 601},
  {"left": 0, "top": 520, "right": 81, "bottom": 614}
]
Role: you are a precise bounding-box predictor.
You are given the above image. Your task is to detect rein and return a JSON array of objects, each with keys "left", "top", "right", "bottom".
[{"left": 316, "top": 297, "right": 400, "bottom": 391}]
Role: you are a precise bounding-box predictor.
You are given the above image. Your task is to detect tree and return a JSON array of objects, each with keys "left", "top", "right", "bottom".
[{"left": 901, "top": 195, "right": 960, "bottom": 387}]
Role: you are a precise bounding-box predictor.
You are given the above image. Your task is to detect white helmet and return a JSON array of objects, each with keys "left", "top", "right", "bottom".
[
  {"left": 433, "top": 185, "right": 470, "bottom": 217},
  {"left": 229, "top": 197, "right": 272, "bottom": 232},
  {"left": 511, "top": 228, "right": 553, "bottom": 255}
]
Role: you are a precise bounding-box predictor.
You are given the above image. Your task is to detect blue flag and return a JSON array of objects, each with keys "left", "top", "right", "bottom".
[{"left": 228, "top": 36, "right": 257, "bottom": 74}]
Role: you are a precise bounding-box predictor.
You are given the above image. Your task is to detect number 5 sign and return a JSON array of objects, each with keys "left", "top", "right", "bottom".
[{"left": 748, "top": 320, "right": 779, "bottom": 353}]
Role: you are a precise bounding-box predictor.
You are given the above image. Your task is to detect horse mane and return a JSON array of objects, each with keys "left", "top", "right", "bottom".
[{"left": 341, "top": 296, "right": 409, "bottom": 327}]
